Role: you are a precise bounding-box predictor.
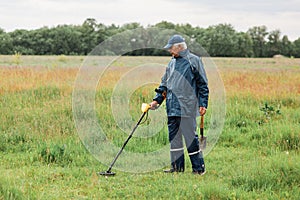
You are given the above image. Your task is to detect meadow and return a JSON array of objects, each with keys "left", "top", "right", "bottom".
[{"left": 0, "top": 55, "right": 299, "bottom": 199}]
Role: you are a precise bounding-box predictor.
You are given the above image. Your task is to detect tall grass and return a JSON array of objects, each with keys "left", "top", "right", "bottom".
[{"left": 0, "top": 56, "right": 299, "bottom": 199}]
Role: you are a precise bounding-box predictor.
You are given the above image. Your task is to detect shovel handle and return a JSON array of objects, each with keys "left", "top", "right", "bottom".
[{"left": 200, "top": 115, "right": 204, "bottom": 138}]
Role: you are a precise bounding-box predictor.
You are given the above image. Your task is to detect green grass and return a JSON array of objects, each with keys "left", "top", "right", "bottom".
[{"left": 0, "top": 56, "right": 299, "bottom": 199}]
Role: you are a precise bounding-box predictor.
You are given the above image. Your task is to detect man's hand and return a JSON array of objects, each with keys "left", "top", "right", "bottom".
[
  {"left": 150, "top": 101, "right": 159, "bottom": 110},
  {"left": 199, "top": 107, "right": 206, "bottom": 116}
]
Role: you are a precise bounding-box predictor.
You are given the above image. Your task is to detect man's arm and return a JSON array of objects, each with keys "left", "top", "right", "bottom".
[
  {"left": 150, "top": 68, "right": 168, "bottom": 110},
  {"left": 195, "top": 58, "right": 209, "bottom": 114}
]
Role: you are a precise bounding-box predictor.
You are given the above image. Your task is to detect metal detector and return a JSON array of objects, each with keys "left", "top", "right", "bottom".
[{"left": 98, "top": 103, "right": 151, "bottom": 176}]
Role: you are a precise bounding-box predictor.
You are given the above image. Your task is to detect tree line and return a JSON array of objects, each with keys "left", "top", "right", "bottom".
[{"left": 1, "top": 18, "right": 300, "bottom": 57}]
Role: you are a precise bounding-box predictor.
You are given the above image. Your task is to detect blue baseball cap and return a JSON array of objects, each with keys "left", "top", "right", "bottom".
[{"left": 163, "top": 34, "right": 185, "bottom": 49}]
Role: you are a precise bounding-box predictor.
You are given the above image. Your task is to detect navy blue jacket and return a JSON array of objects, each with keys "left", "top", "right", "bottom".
[{"left": 153, "top": 49, "right": 209, "bottom": 117}]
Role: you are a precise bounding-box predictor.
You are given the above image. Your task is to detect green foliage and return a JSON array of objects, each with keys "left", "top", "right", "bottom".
[
  {"left": 0, "top": 131, "right": 33, "bottom": 153},
  {"left": 259, "top": 101, "right": 281, "bottom": 123},
  {"left": 57, "top": 54, "right": 68, "bottom": 62},
  {"left": 292, "top": 37, "right": 300, "bottom": 57},
  {"left": 267, "top": 30, "right": 282, "bottom": 57},
  {"left": 0, "top": 31, "right": 13, "bottom": 54},
  {"left": 0, "top": 179, "right": 24, "bottom": 200},
  {"left": 203, "top": 23, "right": 238, "bottom": 57},
  {"left": 13, "top": 51, "right": 22, "bottom": 66},
  {"left": 231, "top": 153, "right": 300, "bottom": 193},
  {"left": 38, "top": 143, "right": 72, "bottom": 165},
  {"left": 247, "top": 25, "right": 269, "bottom": 57},
  {"left": 1, "top": 19, "right": 299, "bottom": 57},
  {"left": 235, "top": 32, "right": 254, "bottom": 57}
]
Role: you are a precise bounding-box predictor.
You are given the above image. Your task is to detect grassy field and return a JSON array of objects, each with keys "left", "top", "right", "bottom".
[{"left": 0, "top": 55, "right": 299, "bottom": 199}]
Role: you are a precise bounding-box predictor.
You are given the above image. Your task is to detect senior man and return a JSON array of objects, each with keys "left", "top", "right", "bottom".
[{"left": 150, "top": 35, "right": 209, "bottom": 175}]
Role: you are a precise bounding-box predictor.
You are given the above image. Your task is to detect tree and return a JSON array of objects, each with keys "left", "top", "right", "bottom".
[
  {"left": 267, "top": 30, "right": 281, "bottom": 57},
  {"left": 247, "top": 26, "right": 268, "bottom": 57},
  {"left": 121, "top": 22, "right": 142, "bottom": 31},
  {"left": 104, "top": 24, "right": 121, "bottom": 38},
  {"left": 281, "top": 35, "right": 292, "bottom": 57},
  {"left": 154, "top": 21, "right": 176, "bottom": 29},
  {"left": 235, "top": 32, "right": 253, "bottom": 57},
  {"left": 9, "top": 29, "right": 35, "bottom": 54},
  {"left": 30, "top": 27, "right": 54, "bottom": 55},
  {"left": 49, "top": 25, "right": 82, "bottom": 55},
  {"left": 204, "top": 23, "right": 238, "bottom": 56},
  {"left": 0, "top": 29, "right": 13, "bottom": 54},
  {"left": 175, "top": 23, "right": 195, "bottom": 37},
  {"left": 193, "top": 26, "right": 206, "bottom": 44},
  {"left": 292, "top": 38, "right": 300, "bottom": 58},
  {"left": 1, "top": 19, "right": 299, "bottom": 57},
  {"left": 79, "top": 18, "right": 98, "bottom": 54},
  {"left": 95, "top": 23, "right": 107, "bottom": 44}
]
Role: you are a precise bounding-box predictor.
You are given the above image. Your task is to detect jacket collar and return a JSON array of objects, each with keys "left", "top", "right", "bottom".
[{"left": 178, "top": 49, "right": 189, "bottom": 58}]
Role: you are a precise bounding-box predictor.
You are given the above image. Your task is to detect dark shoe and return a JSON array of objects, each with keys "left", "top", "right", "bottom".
[
  {"left": 163, "top": 169, "right": 184, "bottom": 173},
  {"left": 164, "top": 169, "right": 176, "bottom": 173},
  {"left": 193, "top": 170, "right": 206, "bottom": 176},
  {"left": 200, "top": 170, "right": 206, "bottom": 176}
]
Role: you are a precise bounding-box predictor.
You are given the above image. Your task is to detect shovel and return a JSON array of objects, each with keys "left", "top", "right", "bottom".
[{"left": 199, "top": 115, "right": 207, "bottom": 150}]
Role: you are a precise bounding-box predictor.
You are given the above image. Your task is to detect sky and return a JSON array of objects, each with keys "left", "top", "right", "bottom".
[{"left": 1, "top": 0, "right": 299, "bottom": 41}]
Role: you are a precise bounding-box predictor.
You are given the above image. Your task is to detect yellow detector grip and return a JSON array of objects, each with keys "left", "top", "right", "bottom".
[{"left": 141, "top": 103, "right": 151, "bottom": 113}]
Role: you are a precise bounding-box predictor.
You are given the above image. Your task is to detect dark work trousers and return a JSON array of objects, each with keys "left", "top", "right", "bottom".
[{"left": 167, "top": 116, "right": 205, "bottom": 172}]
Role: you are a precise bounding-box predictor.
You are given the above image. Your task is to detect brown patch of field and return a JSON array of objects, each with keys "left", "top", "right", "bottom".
[
  {"left": 220, "top": 68, "right": 300, "bottom": 98},
  {"left": 1, "top": 57, "right": 299, "bottom": 101},
  {"left": 0, "top": 67, "right": 78, "bottom": 94}
]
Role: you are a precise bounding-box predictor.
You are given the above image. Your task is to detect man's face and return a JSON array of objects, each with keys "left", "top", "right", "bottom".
[{"left": 168, "top": 45, "right": 180, "bottom": 57}]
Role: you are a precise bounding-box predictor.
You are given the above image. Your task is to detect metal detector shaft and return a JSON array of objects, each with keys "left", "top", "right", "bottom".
[{"left": 106, "top": 111, "right": 147, "bottom": 173}]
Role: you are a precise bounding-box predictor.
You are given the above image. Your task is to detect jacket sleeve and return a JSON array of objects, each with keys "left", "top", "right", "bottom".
[
  {"left": 195, "top": 58, "right": 209, "bottom": 108},
  {"left": 153, "top": 68, "right": 168, "bottom": 105}
]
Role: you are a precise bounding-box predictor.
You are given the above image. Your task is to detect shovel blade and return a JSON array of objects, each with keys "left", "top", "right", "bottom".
[{"left": 199, "top": 136, "right": 207, "bottom": 150}]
